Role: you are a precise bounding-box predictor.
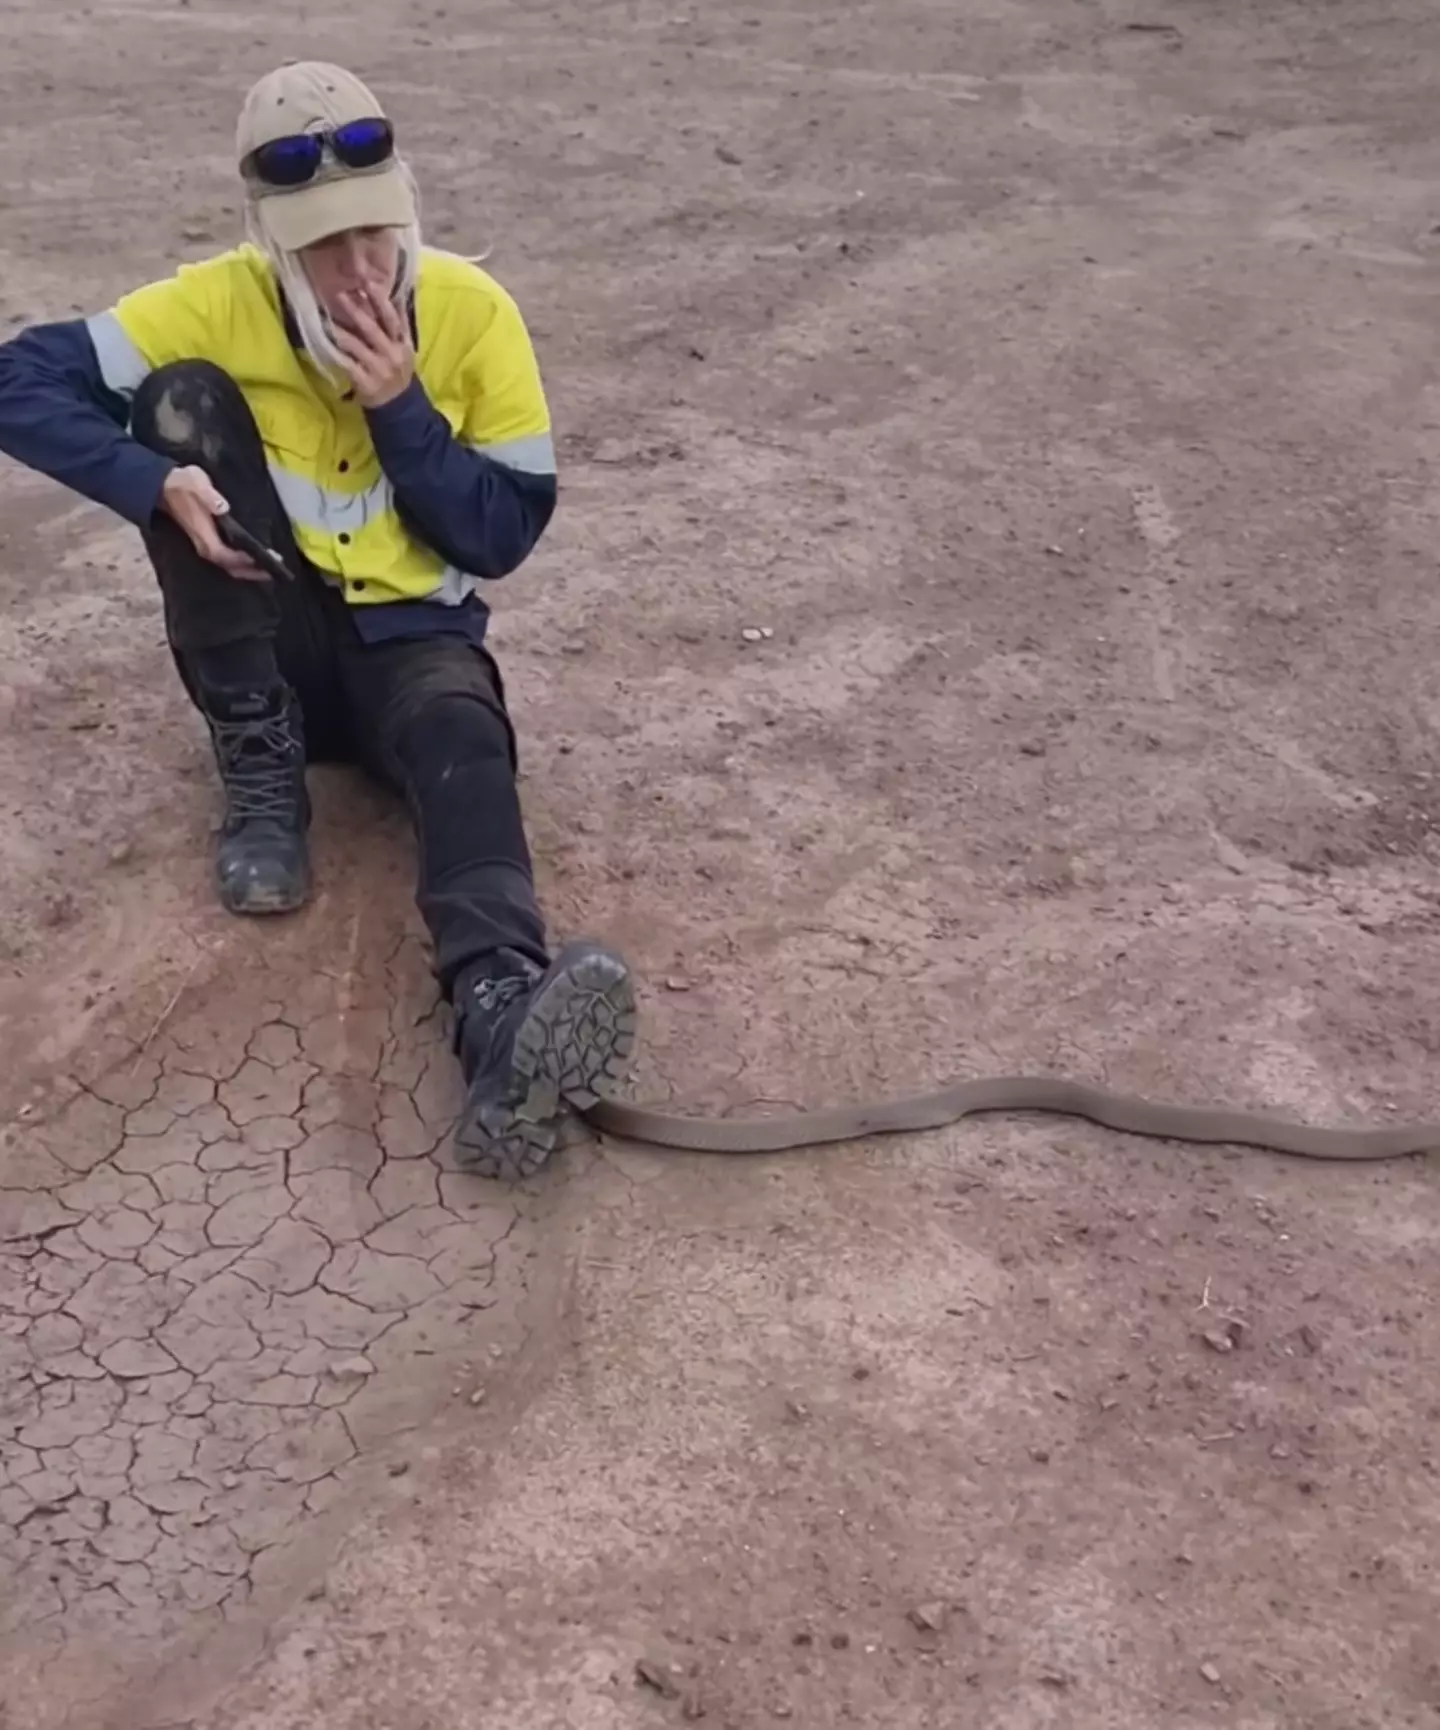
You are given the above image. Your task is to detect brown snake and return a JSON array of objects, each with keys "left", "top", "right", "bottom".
[{"left": 587, "top": 1076, "right": 1440, "bottom": 1161}]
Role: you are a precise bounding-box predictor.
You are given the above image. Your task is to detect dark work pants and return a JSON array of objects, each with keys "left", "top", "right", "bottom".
[{"left": 131, "top": 360, "right": 548, "bottom": 992}]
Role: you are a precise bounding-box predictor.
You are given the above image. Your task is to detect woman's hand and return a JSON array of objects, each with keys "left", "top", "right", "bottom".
[
  {"left": 160, "top": 466, "right": 269, "bottom": 581},
  {"left": 332, "top": 289, "right": 415, "bottom": 409}
]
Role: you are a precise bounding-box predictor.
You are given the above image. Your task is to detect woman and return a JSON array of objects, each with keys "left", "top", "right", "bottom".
[{"left": 0, "top": 61, "right": 635, "bottom": 1182}]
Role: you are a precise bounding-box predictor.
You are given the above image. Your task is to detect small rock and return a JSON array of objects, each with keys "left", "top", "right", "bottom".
[
  {"left": 1269, "top": 1443, "right": 1291, "bottom": 1461},
  {"left": 664, "top": 976, "right": 692, "bottom": 992},
  {"left": 1297, "top": 1323, "right": 1322, "bottom": 1355},
  {"left": 469, "top": 1388, "right": 486, "bottom": 1407},
  {"left": 908, "top": 1601, "right": 947, "bottom": 1633},
  {"left": 1019, "top": 740, "right": 1046, "bottom": 757},
  {"left": 716, "top": 145, "right": 742, "bottom": 165},
  {"left": 636, "top": 1658, "right": 684, "bottom": 1700},
  {"left": 1029, "top": 1447, "right": 1051, "bottom": 1464},
  {"left": 792, "top": 1631, "right": 812, "bottom": 1647},
  {"left": 1201, "top": 1318, "right": 1245, "bottom": 1353},
  {"left": 326, "top": 1356, "right": 374, "bottom": 1379},
  {"left": 1039, "top": 1670, "right": 1071, "bottom": 1689},
  {"left": 784, "top": 1399, "right": 811, "bottom": 1423},
  {"left": 1199, "top": 1661, "right": 1222, "bottom": 1685},
  {"left": 388, "top": 1460, "right": 410, "bottom": 1478},
  {"left": 830, "top": 1632, "right": 850, "bottom": 1650},
  {"left": 108, "top": 842, "right": 134, "bottom": 867},
  {"left": 682, "top": 1693, "right": 707, "bottom": 1721},
  {"left": 305, "top": 1583, "right": 327, "bottom": 1602},
  {"left": 741, "top": 627, "right": 765, "bottom": 643}
]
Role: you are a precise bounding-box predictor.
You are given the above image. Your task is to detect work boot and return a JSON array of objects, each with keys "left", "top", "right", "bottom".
[
  {"left": 199, "top": 682, "right": 311, "bottom": 915},
  {"left": 452, "top": 940, "right": 637, "bottom": 1180}
]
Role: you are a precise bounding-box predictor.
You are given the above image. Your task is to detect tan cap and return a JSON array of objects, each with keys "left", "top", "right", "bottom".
[{"left": 237, "top": 62, "right": 415, "bottom": 251}]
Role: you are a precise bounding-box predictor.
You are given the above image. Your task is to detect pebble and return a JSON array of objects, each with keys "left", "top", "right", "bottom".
[
  {"left": 326, "top": 1356, "right": 375, "bottom": 1379},
  {"left": 635, "top": 1658, "right": 684, "bottom": 1700},
  {"left": 908, "top": 1601, "right": 947, "bottom": 1633},
  {"left": 1199, "top": 1661, "right": 1222, "bottom": 1685},
  {"left": 1201, "top": 1318, "right": 1245, "bottom": 1353},
  {"left": 388, "top": 1460, "right": 410, "bottom": 1478},
  {"left": 468, "top": 1388, "right": 486, "bottom": 1407}
]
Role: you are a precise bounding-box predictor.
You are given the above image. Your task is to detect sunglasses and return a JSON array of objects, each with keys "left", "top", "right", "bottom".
[{"left": 245, "top": 118, "right": 395, "bottom": 189}]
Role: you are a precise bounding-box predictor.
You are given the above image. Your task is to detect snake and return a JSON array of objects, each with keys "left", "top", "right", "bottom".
[{"left": 587, "top": 1076, "right": 1440, "bottom": 1161}]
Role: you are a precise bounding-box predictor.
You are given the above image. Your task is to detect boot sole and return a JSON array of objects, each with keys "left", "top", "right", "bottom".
[{"left": 454, "top": 941, "right": 637, "bottom": 1181}]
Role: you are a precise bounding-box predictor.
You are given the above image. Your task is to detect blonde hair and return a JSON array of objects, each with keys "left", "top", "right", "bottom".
[{"left": 244, "top": 156, "right": 424, "bottom": 378}]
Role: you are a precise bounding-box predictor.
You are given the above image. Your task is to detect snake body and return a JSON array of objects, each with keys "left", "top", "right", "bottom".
[{"left": 588, "top": 1077, "right": 1440, "bottom": 1161}]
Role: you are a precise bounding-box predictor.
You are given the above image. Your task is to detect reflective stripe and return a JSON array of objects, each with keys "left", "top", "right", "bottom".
[
  {"left": 468, "top": 431, "right": 556, "bottom": 475},
  {"left": 431, "top": 565, "right": 480, "bottom": 605},
  {"left": 86, "top": 312, "right": 151, "bottom": 399},
  {"left": 267, "top": 463, "right": 394, "bottom": 536}
]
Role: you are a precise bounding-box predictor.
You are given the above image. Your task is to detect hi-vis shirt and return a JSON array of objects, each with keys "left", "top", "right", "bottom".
[{"left": 0, "top": 244, "right": 557, "bottom": 638}]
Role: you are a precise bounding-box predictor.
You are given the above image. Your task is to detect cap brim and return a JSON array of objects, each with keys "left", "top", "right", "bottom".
[{"left": 257, "top": 165, "right": 415, "bottom": 251}]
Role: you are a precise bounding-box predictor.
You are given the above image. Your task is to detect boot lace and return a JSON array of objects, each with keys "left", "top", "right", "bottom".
[
  {"left": 451, "top": 970, "right": 532, "bottom": 1057},
  {"left": 211, "top": 713, "right": 301, "bottom": 825},
  {"left": 467, "top": 974, "right": 530, "bottom": 1018}
]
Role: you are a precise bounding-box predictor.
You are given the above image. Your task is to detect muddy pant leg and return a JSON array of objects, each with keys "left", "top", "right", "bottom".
[
  {"left": 130, "top": 360, "right": 324, "bottom": 913},
  {"left": 130, "top": 360, "right": 342, "bottom": 746},
  {"left": 346, "top": 633, "right": 549, "bottom": 992}
]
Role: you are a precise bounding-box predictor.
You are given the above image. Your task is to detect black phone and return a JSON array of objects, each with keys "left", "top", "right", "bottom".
[{"left": 215, "top": 513, "right": 298, "bottom": 583}]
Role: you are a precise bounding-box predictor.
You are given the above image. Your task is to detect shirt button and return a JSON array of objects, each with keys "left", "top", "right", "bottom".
[
  {"left": 338, "top": 460, "right": 350, "bottom": 473},
  {"left": 352, "top": 579, "right": 367, "bottom": 593},
  {"left": 338, "top": 532, "right": 351, "bottom": 545}
]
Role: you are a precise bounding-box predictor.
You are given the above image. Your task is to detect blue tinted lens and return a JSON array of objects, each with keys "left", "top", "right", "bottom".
[
  {"left": 253, "top": 134, "right": 324, "bottom": 186},
  {"left": 331, "top": 118, "right": 394, "bottom": 167}
]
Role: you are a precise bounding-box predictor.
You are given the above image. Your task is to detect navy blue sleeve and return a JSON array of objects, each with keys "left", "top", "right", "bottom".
[
  {"left": 364, "top": 379, "right": 557, "bottom": 579},
  {"left": 0, "top": 320, "right": 174, "bottom": 526}
]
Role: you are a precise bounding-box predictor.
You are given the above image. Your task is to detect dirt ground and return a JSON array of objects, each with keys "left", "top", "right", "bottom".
[{"left": 3, "top": 0, "right": 1440, "bottom": 1725}]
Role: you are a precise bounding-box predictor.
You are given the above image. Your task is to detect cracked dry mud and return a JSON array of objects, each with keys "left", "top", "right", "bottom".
[{"left": 2, "top": 936, "right": 534, "bottom": 1644}]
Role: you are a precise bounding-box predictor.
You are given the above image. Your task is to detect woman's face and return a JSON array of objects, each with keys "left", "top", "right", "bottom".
[{"left": 299, "top": 225, "right": 400, "bottom": 320}]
